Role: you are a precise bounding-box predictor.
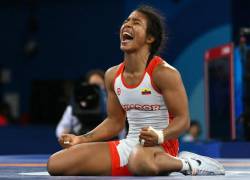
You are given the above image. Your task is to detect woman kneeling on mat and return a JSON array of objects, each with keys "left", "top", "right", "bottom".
[{"left": 47, "top": 5, "right": 225, "bottom": 176}]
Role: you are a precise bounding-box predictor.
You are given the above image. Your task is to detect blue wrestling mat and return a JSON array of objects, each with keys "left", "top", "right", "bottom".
[{"left": 1, "top": 154, "right": 250, "bottom": 180}]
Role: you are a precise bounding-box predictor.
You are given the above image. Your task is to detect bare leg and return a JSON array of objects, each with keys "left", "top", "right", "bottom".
[
  {"left": 47, "top": 142, "right": 111, "bottom": 176},
  {"left": 128, "top": 145, "right": 182, "bottom": 176}
]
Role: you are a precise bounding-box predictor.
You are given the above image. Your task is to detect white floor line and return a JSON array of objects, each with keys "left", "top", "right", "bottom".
[
  {"left": 226, "top": 170, "right": 250, "bottom": 175},
  {"left": 19, "top": 172, "right": 49, "bottom": 176},
  {"left": 18, "top": 170, "right": 250, "bottom": 176}
]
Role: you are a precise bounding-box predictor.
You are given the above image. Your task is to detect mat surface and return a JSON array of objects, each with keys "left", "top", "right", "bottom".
[{"left": 1, "top": 155, "right": 250, "bottom": 179}]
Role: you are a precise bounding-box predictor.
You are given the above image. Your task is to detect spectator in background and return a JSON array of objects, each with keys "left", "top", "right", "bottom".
[
  {"left": 85, "top": 69, "right": 107, "bottom": 115},
  {"left": 86, "top": 69, "right": 106, "bottom": 90},
  {"left": 56, "top": 69, "right": 106, "bottom": 138},
  {"left": 181, "top": 120, "right": 201, "bottom": 142},
  {"left": 0, "top": 101, "right": 12, "bottom": 126}
]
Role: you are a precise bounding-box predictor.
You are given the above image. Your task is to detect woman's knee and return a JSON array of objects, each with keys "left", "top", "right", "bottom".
[
  {"left": 47, "top": 153, "right": 66, "bottom": 176},
  {"left": 128, "top": 147, "right": 159, "bottom": 176},
  {"left": 47, "top": 156, "right": 57, "bottom": 175}
]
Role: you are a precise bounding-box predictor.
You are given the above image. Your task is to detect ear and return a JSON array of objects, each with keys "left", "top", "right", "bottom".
[{"left": 146, "top": 35, "right": 155, "bottom": 44}]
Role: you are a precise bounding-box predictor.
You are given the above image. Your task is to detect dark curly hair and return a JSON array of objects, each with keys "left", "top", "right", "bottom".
[{"left": 136, "top": 5, "right": 167, "bottom": 56}]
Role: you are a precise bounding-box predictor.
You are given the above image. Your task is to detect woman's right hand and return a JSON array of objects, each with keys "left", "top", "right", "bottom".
[{"left": 58, "top": 134, "right": 82, "bottom": 148}]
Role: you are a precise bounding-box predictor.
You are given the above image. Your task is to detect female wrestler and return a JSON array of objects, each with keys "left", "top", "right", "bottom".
[{"left": 47, "top": 5, "right": 224, "bottom": 176}]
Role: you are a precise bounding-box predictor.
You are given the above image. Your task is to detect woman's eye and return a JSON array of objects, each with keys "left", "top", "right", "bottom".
[
  {"left": 123, "top": 19, "right": 128, "bottom": 24},
  {"left": 134, "top": 21, "right": 140, "bottom": 25}
]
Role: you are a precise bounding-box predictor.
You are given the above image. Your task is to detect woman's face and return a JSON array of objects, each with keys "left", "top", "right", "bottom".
[{"left": 120, "top": 11, "right": 152, "bottom": 53}]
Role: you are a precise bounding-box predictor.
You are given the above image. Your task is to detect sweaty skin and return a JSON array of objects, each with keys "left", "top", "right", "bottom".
[{"left": 47, "top": 10, "right": 190, "bottom": 176}]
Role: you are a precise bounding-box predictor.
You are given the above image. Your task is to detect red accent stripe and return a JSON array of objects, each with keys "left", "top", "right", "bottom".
[
  {"left": 161, "top": 114, "right": 179, "bottom": 157},
  {"left": 120, "top": 56, "right": 163, "bottom": 90},
  {"left": 108, "top": 141, "right": 132, "bottom": 176},
  {"left": 161, "top": 139, "right": 179, "bottom": 157},
  {"left": 146, "top": 56, "right": 162, "bottom": 94},
  {"left": 121, "top": 69, "right": 146, "bottom": 89},
  {"left": 113, "top": 63, "right": 124, "bottom": 90}
]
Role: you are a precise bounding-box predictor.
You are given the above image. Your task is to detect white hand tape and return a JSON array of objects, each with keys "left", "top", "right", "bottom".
[
  {"left": 140, "top": 139, "right": 145, "bottom": 145},
  {"left": 64, "top": 141, "right": 70, "bottom": 144},
  {"left": 148, "top": 126, "right": 164, "bottom": 144}
]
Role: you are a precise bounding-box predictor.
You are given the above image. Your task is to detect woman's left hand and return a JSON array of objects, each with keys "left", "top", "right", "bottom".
[{"left": 139, "top": 127, "right": 159, "bottom": 147}]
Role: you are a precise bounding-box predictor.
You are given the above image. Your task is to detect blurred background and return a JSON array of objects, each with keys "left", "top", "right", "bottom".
[{"left": 0, "top": 0, "right": 250, "bottom": 157}]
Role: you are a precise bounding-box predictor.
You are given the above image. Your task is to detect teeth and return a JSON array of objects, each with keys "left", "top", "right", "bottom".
[
  {"left": 122, "top": 39, "right": 130, "bottom": 42},
  {"left": 123, "top": 32, "right": 132, "bottom": 36},
  {"left": 122, "top": 31, "right": 133, "bottom": 42}
]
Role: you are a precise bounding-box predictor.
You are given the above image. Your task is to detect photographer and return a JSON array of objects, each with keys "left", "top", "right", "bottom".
[{"left": 56, "top": 69, "right": 106, "bottom": 137}]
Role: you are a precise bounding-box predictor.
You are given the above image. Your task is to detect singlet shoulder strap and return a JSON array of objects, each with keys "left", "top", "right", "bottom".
[
  {"left": 113, "top": 63, "right": 124, "bottom": 89},
  {"left": 114, "top": 63, "right": 124, "bottom": 78},
  {"left": 146, "top": 56, "right": 164, "bottom": 93},
  {"left": 146, "top": 56, "right": 164, "bottom": 76}
]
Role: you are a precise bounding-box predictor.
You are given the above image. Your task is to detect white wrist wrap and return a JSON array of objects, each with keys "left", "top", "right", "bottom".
[{"left": 148, "top": 126, "right": 164, "bottom": 144}]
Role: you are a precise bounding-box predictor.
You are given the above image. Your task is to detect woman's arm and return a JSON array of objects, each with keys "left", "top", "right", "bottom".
[
  {"left": 56, "top": 105, "right": 74, "bottom": 138},
  {"left": 154, "top": 62, "right": 190, "bottom": 140},
  {"left": 139, "top": 62, "right": 190, "bottom": 146},
  {"left": 59, "top": 66, "right": 126, "bottom": 147}
]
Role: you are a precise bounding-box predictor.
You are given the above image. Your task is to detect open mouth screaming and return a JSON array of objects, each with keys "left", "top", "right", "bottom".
[{"left": 122, "top": 31, "right": 134, "bottom": 43}]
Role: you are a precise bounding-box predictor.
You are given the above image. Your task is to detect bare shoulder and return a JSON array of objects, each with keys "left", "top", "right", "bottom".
[
  {"left": 153, "top": 61, "right": 183, "bottom": 89},
  {"left": 154, "top": 61, "right": 181, "bottom": 80},
  {"left": 105, "top": 65, "right": 120, "bottom": 90}
]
